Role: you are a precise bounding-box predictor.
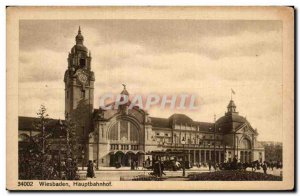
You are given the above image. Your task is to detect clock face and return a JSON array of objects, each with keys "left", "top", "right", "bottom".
[{"left": 78, "top": 73, "right": 88, "bottom": 84}]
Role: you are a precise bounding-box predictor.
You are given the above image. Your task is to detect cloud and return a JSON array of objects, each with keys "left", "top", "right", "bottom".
[
  {"left": 19, "top": 49, "right": 67, "bottom": 82},
  {"left": 18, "top": 20, "right": 283, "bottom": 142}
]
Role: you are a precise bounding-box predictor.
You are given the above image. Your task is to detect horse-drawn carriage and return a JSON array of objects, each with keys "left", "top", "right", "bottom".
[{"left": 219, "top": 160, "right": 261, "bottom": 171}]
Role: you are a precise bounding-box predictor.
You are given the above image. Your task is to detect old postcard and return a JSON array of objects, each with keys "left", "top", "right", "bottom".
[{"left": 6, "top": 6, "right": 294, "bottom": 191}]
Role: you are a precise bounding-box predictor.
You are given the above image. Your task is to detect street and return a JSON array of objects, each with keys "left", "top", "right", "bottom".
[{"left": 78, "top": 167, "right": 283, "bottom": 181}]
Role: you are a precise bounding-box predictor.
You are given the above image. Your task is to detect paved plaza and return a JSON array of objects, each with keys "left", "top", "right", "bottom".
[{"left": 78, "top": 167, "right": 282, "bottom": 181}]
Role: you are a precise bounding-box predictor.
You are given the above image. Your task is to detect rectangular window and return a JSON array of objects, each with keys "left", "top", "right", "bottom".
[
  {"left": 81, "top": 89, "right": 85, "bottom": 98},
  {"left": 120, "top": 121, "right": 128, "bottom": 140}
]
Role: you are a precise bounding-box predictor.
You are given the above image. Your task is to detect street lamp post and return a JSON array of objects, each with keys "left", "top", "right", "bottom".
[
  {"left": 174, "top": 133, "right": 176, "bottom": 148},
  {"left": 214, "top": 114, "right": 216, "bottom": 164},
  {"left": 81, "top": 149, "right": 85, "bottom": 171},
  {"left": 58, "top": 135, "right": 63, "bottom": 179},
  {"left": 58, "top": 120, "right": 64, "bottom": 179},
  {"left": 223, "top": 144, "right": 226, "bottom": 162}
]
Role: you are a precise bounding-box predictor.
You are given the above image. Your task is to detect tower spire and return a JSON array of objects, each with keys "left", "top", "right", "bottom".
[
  {"left": 75, "top": 26, "right": 84, "bottom": 45},
  {"left": 227, "top": 99, "right": 237, "bottom": 113}
]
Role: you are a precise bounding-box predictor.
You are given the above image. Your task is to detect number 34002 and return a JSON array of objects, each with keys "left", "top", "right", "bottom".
[{"left": 18, "top": 181, "right": 33, "bottom": 186}]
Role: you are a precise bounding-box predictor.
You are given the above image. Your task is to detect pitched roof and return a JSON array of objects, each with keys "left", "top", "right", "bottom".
[
  {"left": 151, "top": 117, "right": 170, "bottom": 128},
  {"left": 194, "top": 121, "right": 215, "bottom": 132},
  {"left": 151, "top": 114, "right": 215, "bottom": 132},
  {"left": 19, "top": 116, "right": 38, "bottom": 131},
  {"left": 18, "top": 116, "right": 63, "bottom": 132},
  {"left": 168, "top": 113, "right": 194, "bottom": 124}
]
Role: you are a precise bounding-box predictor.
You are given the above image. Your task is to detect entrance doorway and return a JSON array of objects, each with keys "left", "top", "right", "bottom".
[{"left": 109, "top": 151, "right": 140, "bottom": 167}]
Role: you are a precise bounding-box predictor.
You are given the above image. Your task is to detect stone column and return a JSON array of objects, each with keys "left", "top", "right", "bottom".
[
  {"left": 204, "top": 150, "right": 206, "bottom": 163},
  {"left": 199, "top": 150, "right": 201, "bottom": 163},
  {"left": 193, "top": 150, "right": 196, "bottom": 164},
  {"left": 128, "top": 122, "right": 130, "bottom": 141},
  {"left": 249, "top": 151, "right": 253, "bottom": 162},
  {"left": 117, "top": 121, "right": 120, "bottom": 140},
  {"left": 188, "top": 150, "right": 190, "bottom": 162},
  {"left": 209, "top": 150, "right": 211, "bottom": 161},
  {"left": 219, "top": 151, "right": 221, "bottom": 163}
]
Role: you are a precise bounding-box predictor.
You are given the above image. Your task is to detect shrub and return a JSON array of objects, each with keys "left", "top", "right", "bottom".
[{"left": 188, "top": 170, "right": 282, "bottom": 181}]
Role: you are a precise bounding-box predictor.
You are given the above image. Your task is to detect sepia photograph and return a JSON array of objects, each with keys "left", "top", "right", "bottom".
[{"left": 6, "top": 6, "right": 294, "bottom": 191}]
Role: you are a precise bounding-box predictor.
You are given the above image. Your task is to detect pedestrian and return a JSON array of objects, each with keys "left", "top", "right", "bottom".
[
  {"left": 262, "top": 161, "right": 268, "bottom": 174},
  {"left": 92, "top": 160, "right": 97, "bottom": 178},
  {"left": 158, "top": 161, "right": 162, "bottom": 177},
  {"left": 182, "top": 162, "right": 186, "bottom": 177},
  {"left": 86, "top": 160, "right": 94, "bottom": 178},
  {"left": 271, "top": 162, "right": 274, "bottom": 171},
  {"left": 146, "top": 156, "right": 151, "bottom": 168},
  {"left": 208, "top": 161, "right": 212, "bottom": 171},
  {"left": 152, "top": 159, "right": 159, "bottom": 177},
  {"left": 161, "top": 161, "right": 166, "bottom": 176},
  {"left": 135, "top": 160, "right": 139, "bottom": 170}
]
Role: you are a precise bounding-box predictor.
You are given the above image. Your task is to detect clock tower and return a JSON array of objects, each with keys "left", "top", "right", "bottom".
[{"left": 64, "top": 27, "right": 95, "bottom": 144}]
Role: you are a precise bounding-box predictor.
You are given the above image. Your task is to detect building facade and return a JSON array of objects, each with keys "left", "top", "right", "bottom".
[{"left": 19, "top": 28, "right": 265, "bottom": 167}]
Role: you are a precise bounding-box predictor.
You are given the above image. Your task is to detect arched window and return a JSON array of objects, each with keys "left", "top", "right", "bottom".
[
  {"left": 130, "top": 123, "right": 139, "bottom": 141},
  {"left": 120, "top": 120, "right": 128, "bottom": 141},
  {"left": 108, "top": 120, "right": 139, "bottom": 142},
  {"left": 108, "top": 123, "right": 118, "bottom": 140},
  {"left": 240, "top": 138, "right": 251, "bottom": 149}
]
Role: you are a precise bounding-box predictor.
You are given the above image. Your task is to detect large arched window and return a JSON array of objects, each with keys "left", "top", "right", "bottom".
[
  {"left": 108, "top": 120, "right": 139, "bottom": 142},
  {"left": 108, "top": 123, "right": 118, "bottom": 140},
  {"left": 130, "top": 123, "right": 139, "bottom": 141},
  {"left": 240, "top": 138, "right": 251, "bottom": 149}
]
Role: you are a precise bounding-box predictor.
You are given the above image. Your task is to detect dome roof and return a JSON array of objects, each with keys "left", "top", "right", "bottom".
[
  {"left": 215, "top": 99, "right": 249, "bottom": 133},
  {"left": 76, "top": 26, "right": 84, "bottom": 43},
  {"left": 216, "top": 113, "right": 247, "bottom": 124},
  {"left": 71, "top": 44, "right": 88, "bottom": 53},
  {"left": 71, "top": 26, "right": 88, "bottom": 54},
  {"left": 76, "top": 32, "right": 84, "bottom": 41}
]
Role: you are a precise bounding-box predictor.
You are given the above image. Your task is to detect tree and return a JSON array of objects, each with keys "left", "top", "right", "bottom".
[
  {"left": 19, "top": 105, "right": 59, "bottom": 180},
  {"left": 61, "top": 118, "right": 80, "bottom": 180},
  {"left": 19, "top": 105, "right": 81, "bottom": 180}
]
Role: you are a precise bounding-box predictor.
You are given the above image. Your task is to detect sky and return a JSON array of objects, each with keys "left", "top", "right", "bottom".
[{"left": 19, "top": 20, "right": 283, "bottom": 142}]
